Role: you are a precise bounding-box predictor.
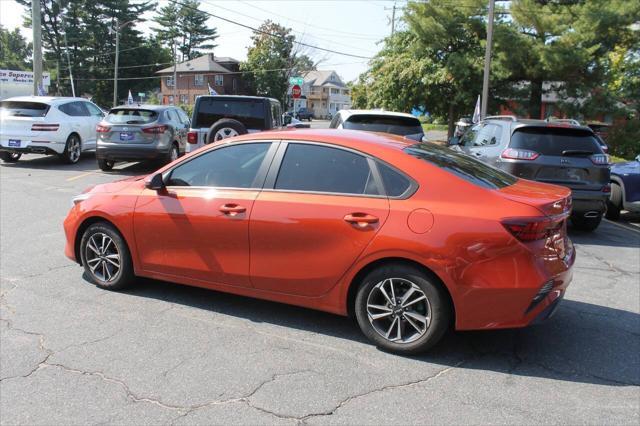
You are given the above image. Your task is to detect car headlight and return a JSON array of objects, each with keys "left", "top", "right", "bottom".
[{"left": 71, "top": 193, "right": 92, "bottom": 207}]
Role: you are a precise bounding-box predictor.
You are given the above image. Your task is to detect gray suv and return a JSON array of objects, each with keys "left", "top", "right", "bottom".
[
  {"left": 451, "top": 116, "right": 610, "bottom": 231},
  {"left": 96, "top": 105, "right": 190, "bottom": 171}
]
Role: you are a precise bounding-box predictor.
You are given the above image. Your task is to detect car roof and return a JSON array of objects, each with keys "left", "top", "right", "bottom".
[
  {"left": 483, "top": 117, "right": 594, "bottom": 133},
  {"left": 338, "top": 109, "right": 419, "bottom": 120},
  {"left": 197, "top": 95, "right": 279, "bottom": 103},
  {"left": 1, "top": 96, "right": 93, "bottom": 105},
  {"left": 110, "top": 104, "right": 170, "bottom": 111}
]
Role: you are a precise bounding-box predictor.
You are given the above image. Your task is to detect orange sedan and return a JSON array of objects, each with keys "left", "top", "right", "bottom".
[{"left": 64, "top": 130, "right": 575, "bottom": 354}]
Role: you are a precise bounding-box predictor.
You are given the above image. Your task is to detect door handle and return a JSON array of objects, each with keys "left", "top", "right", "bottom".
[
  {"left": 344, "top": 213, "right": 379, "bottom": 227},
  {"left": 219, "top": 204, "right": 246, "bottom": 215}
]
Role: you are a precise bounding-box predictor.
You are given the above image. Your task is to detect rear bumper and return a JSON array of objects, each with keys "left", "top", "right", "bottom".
[
  {"left": 571, "top": 189, "right": 608, "bottom": 214},
  {"left": 0, "top": 145, "right": 61, "bottom": 155},
  {"left": 96, "top": 144, "right": 169, "bottom": 161}
]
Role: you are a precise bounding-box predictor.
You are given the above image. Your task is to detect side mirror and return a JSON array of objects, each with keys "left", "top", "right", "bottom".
[{"left": 145, "top": 173, "right": 165, "bottom": 191}]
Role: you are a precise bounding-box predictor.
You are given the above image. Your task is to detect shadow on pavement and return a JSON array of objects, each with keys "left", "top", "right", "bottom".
[
  {"left": 569, "top": 220, "right": 640, "bottom": 248},
  {"left": 118, "top": 276, "right": 639, "bottom": 387}
]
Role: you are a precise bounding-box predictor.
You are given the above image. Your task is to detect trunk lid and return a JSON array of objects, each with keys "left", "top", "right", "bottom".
[{"left": 101, "top": 108, "right": 161, "bottom": 144}]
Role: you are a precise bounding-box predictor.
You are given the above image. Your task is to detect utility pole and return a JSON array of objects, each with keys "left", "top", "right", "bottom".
[
  {"left": 481, "top": 0, "right": 495, "bottom": 119},
  {"left": 111, "top": 20, "right": 135, "bottom": 107},
  {"left": 63, "top": 30, "right": 75, "bottom": 97},
  {"left": 32, "top": 0, "right": 43, "bottom": 95},
  {"left": 391, "top": 2, "right": 396, "bottom": 35},
  {"left": 172, "top": 38, "right": 177, "bottom": 104}
]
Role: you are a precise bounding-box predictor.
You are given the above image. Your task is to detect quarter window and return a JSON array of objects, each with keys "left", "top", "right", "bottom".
[
  {"left": 472, "top": 123, "right": 501, "bottom": 147},
  {"left": 275, "top": 144, "right": 380, "bottom": 195},
  {"left": 167, "top": 143, "right": 270, "bottom": 188},
  {"left": 59, "top": 101, "right": 89, "bottom": 117},
  {"left": 377, "top": 162, "right": 411, "bottom": 197}
]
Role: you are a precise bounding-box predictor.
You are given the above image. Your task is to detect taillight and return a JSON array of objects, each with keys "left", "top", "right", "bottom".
[
  {"left": 142, "top": 125, "right": 168, "bottom": 134},
  {"left": 602, "top": 184, "right": 611, "bottom": 193},
  {"left": 590, "top": 154, "right": 609, "bottom": 165},
  {"left": 96, "top": 124, "right": 111, "bottom": 133},
  {"left": 501, "top": 148, "right": 539, "bottom": 160},
  {"left": 31, "top": 123, "right": 59, "bottom": 131},
  {"left": 187, "top": 131, "right": 198, "bottom": 144},
  {"left": 502, "top": 217, "right": 564, "bottom": 242}
]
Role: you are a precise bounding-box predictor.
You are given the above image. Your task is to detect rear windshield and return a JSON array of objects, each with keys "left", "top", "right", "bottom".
[
  {"left": 106, "top": 109, "right": 158, "bottom": 124},
  {"left": 0, "top": 101, "right": 49, "bottom": 118},
  {"left": 344, "top": 114, "right": 423, "bottom": 136},
  {"left": 194, "top": 97, "right": 266, "bottom": 129},
  {"left": 405, "top": 143, "right": 517, "bottom": 189},
  {"left": 510, "top": 127, "right": 602, "bottom": 155}
]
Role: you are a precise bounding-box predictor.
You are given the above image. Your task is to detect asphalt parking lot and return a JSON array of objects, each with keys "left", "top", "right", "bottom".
[{"left": 1, "top": 139, "right": 639, "bottom": 424}]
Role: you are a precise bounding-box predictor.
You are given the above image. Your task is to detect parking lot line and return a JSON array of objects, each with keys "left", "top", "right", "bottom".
[
  {"left": 603, "top": 218, "right": 640, "bottom": 233},
  {"left": 66, "top": 172, "right": 95, "bottom": 182}
]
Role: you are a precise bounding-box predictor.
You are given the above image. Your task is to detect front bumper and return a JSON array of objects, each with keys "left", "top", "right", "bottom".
[{"left": 96, "top": 144, "right": 169, "bottom": 161}]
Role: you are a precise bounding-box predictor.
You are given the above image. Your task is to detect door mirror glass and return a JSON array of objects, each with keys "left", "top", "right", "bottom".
[{"left": 145, "top": 173, "right": 165, "bottom": 191}]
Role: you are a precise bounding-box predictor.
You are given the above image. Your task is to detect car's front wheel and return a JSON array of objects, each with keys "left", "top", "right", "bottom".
[
  {"left": 61, "top": 134, "right": 82, "bottom": 164},
  {"left": 80, "top": 222, "right": 134, "bottom": 290},
  {"left": 0, "top": 152, "right": 21, "bottom": 163},
  {"left": 571, "top": 213, "right": 603, "bottom": 232},
  {"left": 354, "top": 264, "right": 451, "bottom": 354}
]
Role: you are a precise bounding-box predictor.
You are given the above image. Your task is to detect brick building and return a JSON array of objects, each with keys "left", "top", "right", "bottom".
[{"left": 156, "top": 54, "right": 245, "bottom": 105}]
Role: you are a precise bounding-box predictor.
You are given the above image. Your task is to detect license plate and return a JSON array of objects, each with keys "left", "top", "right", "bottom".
[
  {"left": 8, "top": 139, "right": 21, "bottom": 147},
  {"left": 119, "top": 132, "right": 134, "bottom": 141}
]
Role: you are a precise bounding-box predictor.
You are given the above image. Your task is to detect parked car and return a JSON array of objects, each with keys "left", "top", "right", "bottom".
[
  {"left": 451, "top": 116, "right": 610, "bottom": 231},
  {"left": 295, "top": 107, "right": 314, "bottom": 121},
  {"left": 606, "top": 155, "right": 640, "bottom": 219},
  {"left": 186, "top": 95, "right": 282, "bottom": 152},
  {"left": 0, "top": 96, "right": 105, "bottom": 164},
  {"left": 95, "top": 105, "right": 189, "bottom": 171},
  {"left": 283, "top": 114, "right": 311, "bottom": 128},
  {"left": 64, "top": 129, "right": 574, "bottom": 354},
  {"left": 330, "top": 110, "right": 425, "bottom": 141}
]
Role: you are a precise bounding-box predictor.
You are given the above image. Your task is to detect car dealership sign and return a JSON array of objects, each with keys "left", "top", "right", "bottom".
[{"left": 0, "top": 70, "right": 51, "bottom": 86}]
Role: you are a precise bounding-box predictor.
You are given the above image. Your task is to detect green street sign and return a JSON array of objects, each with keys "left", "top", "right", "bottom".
[
  {"left": 138, "top": 93, "right": 146, "bottom": 97},
  {"left": 289, "top": 77, "right": 304, "bottom": 86}
]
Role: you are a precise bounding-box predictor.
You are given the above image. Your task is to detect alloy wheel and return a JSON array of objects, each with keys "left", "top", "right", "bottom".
[
  {"left": 68, "top": 136, "right": 81, "bottom": 162},
  {"left": 214, "top": 127, "right": 239, "bottom": 141},
  {"left": 366, "top": 278, "right": 431, "bottom": 344},
  {"left": 84, "top": 232, "right": 121, "bottom": 282},
  {"left": 170, "top": 146, "right": 179, "bottom": 161}
]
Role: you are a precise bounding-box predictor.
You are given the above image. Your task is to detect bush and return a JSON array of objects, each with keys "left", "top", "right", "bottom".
[
  {"left": 179, "top": 103, "right": 194, "bottom": 118},
  {"left": 607, "top": 120, "right": 640, "bottom": 160}
]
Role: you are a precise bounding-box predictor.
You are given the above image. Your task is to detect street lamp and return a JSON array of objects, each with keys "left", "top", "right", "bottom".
[{"left": 110, "top": 20, "right": 136, "bottom": 107}]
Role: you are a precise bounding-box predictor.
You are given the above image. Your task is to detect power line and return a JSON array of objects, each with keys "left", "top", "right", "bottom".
[{"left": 167, "top": 0, "right": 373, "bottom": 59}]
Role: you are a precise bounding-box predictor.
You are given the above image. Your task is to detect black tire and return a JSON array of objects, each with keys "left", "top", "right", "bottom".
[
  {"left": 0, "top": 152, "right": 21, "bottom": 163},
  {"left": 354, "top": 264, "right": 451, "bottom": 355},
  {"left": 80, "top": 222, "right": 134, "bottom": 291},
  {"left": 98, "top": 159, "right": 114, "bottom": 171},
  {"left": 61, "top": 134, "right": 82, "bottom": 164},
  {"left": 571, "top": 213, "right": 603, "bottom": 232},
  {"left": 605, "top": 183, "right": 622, "bottom": 220},
  {"left": 206, "top": 119, "right": 247, "bottom": 144},
  {"left": 165, "top": 143, "right": 179, "bottom": 164}
]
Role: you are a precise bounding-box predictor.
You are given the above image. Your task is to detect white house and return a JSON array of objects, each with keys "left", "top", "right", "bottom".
[{"left": 303, "top": 70, "right": 351, "bottom": 118}]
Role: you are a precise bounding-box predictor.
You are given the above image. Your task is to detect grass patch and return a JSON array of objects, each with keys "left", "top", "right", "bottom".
[
  {"left": 610, "top": 155, "right": 629, "bottom": 163},
  {"left": 422, "top": 123, "right": 448, "bottom": 132}
]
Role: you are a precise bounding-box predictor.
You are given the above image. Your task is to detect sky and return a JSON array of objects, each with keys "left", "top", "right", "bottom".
[{"left": 0, "top": 0, "right": 400, "bottom": 82}]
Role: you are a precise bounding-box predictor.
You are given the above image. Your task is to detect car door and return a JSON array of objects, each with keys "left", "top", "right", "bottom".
[
  {"left": 133, "top": 141, "right": 277, "bottom": 287},
  {"left": 249, "top": 142, "right": 390, "bottom": 297}
]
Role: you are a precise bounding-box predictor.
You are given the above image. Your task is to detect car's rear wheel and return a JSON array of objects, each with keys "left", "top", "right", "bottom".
[
  {"left": 98, "top": 159, "right": 114, "bottom": 171},
  {"left": 80, "top": 222, "right": 134, "bottom": 290},
  {"left": 167, "top": 143, "right": 179, "bottom": 163},
  {"left": 354, "top": 264, "right": 451, "bottom": 354},
  {"left": 606, "top": 183, "right": 622, "bottom": 220},
  {"left": 571, "top": 213, "right": 603, "bottom": 232},
  {"left": 207, "top": 119, "right": 247, "bottom": 143},
  {"left": 0, "top": 152, "right": 21, "bottom": 163},
  {"left": 61, "top": 134, "right": 81, "bottom": 164}
]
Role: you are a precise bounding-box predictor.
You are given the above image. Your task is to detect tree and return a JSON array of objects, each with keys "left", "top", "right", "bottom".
[
  {"left": 0, "top": 25, "right": 32, "bottom": 70},
  {"left": 241, "top": 21, "right": 295, "bottom": 104},
  {"left": 153, "top": 0, "right": 218, "bottom": 61}
]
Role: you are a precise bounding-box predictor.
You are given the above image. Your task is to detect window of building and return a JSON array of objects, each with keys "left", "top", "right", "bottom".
[
  {"left": 275, "top": 144, "right": 379, "bottom": 196},
  {"left": 194, "top": 74, "right": 204, "bottom": 86},
  {"left": 168, "top": 95, "right": 174, "bottom": 105},
  {"left": 343, "top": 89, "right": 350, "bottom": 95},
  {"left": 180, "top": 94, "right": 188, "bottom": 104},
  {"left": 215, "top": 75, "right": 224, "bottom": 86},
  {"left": 331, "top": 88, "right": 339, "bottom": 95},
  {"left": 166, "top": 76, "right": 175, "bottom": 87}
]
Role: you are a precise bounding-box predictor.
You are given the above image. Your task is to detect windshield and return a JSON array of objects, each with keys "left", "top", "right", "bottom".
[
  {"left": 405, "top": 143, "right": 517, "bottom": 189},
  {"left": 510, "top": 127, "right": 603, "bottom": 155},
  {"left": 194, "top": 97, "right": 267, "bottom": 129},
  {"left": 344, "top": 114, "right": 423, "bottom": 136},
  {"left": 0, "top": 101, "right": 50, "bottom": 118},
  {"left": 106, "top": 109, "right": 158, "bottom": 124}
]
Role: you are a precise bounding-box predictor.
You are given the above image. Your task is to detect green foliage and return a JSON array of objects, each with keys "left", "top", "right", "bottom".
[
  {"left": 0, "top": 25, "right": 32, "bottom": 70},
  {"left": 608, "top": 120, "right": 640, "bottom": 160},
  {"left": 152, "top": 0, "right": 218, "bottom": 61},
  {"left": 178, "top": 103, "right": 193, "bottom": 118}
]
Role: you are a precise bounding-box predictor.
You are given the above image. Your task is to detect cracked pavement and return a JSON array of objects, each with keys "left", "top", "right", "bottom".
[{"left": 1, "top": 154, "right": 639, "bottom": 425}]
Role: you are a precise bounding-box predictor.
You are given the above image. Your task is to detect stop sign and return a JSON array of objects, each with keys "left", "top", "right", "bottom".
[{"left": 292, "top": 84, "right": 302, "bottom": 99}]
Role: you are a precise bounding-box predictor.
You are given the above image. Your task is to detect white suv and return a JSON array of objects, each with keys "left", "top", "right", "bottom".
[
  {"left": 329, "top": 109, "right": 425, "bottom": 140},
  {"left": 0, "top": 96, "right": 105, "bottom": 164}
]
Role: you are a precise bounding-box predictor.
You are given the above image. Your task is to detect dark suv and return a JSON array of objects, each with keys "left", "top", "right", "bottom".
[
  {"left": 187, "top": 95, "right": 282, "bottom": 152},
  {"left": 451, "top": 116, "right": 610, "bottom": 231}
]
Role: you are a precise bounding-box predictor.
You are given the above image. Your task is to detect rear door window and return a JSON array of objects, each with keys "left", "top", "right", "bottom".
[
  {"left": 0, "top": 101, "right": 50, "bottom": 117},
  {"left": 343, "top": 114, "right": 423, "bottom": 136},
  {"left": 275, "top": 143, "right": 380, "bottom": 195},
  {"left": 194, "top": 97, "right": 266, "bottom": 130},
  {"left": 509, "top": 127, "right": 602, "bottom": 155},
  {"left": 106, "top": 109, "right": 159, "bottom": 124},
  {"left": 59, "top": 101, "right": 90, "bottom": 117},
  {"left": 405, "top": 143, "right": 517, "bottom": 189}
]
